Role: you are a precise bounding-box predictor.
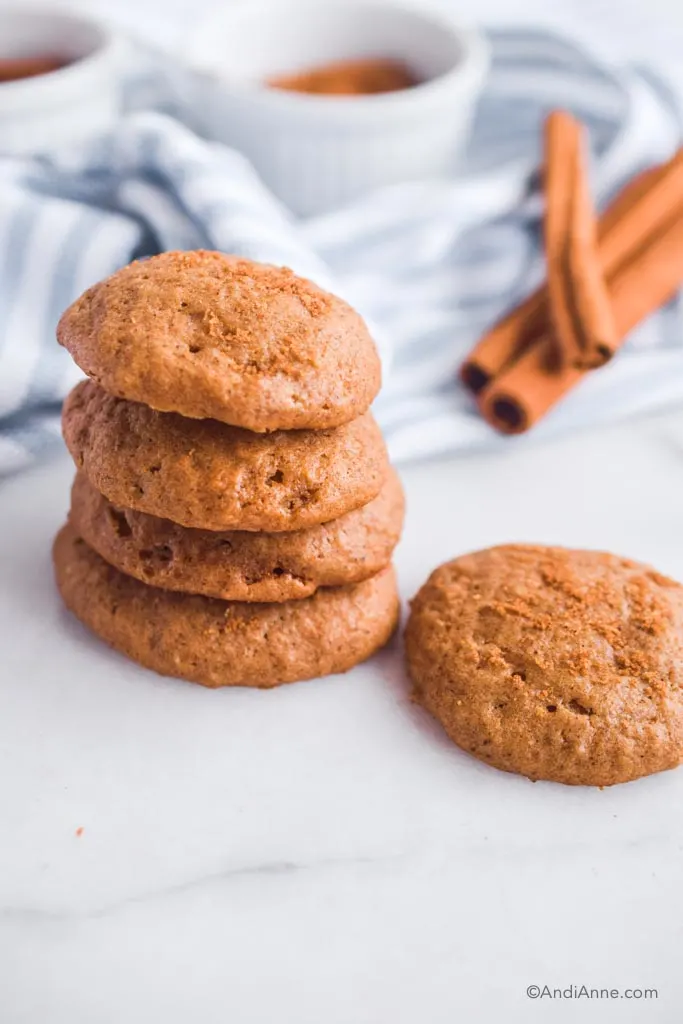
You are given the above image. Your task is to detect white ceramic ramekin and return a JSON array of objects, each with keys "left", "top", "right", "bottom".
[
  {"left": 186, "top": 0, "right": 489, "bottom": 216},
  {"left": 0, "top": 8, "right": 121, "bottom": 155}
]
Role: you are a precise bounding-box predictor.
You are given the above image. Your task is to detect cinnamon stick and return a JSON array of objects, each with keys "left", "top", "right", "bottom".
[
  {"left": 459, "top": 160, "right": 676, "bottom": 392},
  {"left": 544, "top": 111, "right": 586, "bottom": 368},
  {"left": 565, "top": 132, "right": 618, "bottom": 368},
  {"left": 459, "top": 287, "right": 544, "bottom": 393},
  {"left": 478, "top": 208, "right": 683, "bottom": 433},
  {"left": 545, "top": 112, "right": 617, "bottom": 368}
]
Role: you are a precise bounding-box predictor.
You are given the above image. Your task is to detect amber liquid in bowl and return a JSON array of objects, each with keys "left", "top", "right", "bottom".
[
  {"left": 267, "top": 57, "right": 420, "bottom": 96},
  {"left": 0, "top": 56, "right": 68, "bottom": 83}
]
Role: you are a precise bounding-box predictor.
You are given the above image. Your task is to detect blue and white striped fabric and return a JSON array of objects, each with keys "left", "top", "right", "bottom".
[{"left": 1, "top": 28, "right": 682, "bottom": 474}]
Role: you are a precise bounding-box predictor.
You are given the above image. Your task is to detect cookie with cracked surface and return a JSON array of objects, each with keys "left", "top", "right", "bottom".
[
  {"left": 69, "top": 467, "right": 404, "bottom": 602},
  {"left": 405, "top": 544, "right": 683, "bottom": 786},
  {"left": 62, "top": 381, "right": 387, "bottom": 532},
  {"left": 57, "top": 251, "right": 381, "bottom": 432},
  {"left": 53, "top": 524, "right": 399, "bottom": 689}
]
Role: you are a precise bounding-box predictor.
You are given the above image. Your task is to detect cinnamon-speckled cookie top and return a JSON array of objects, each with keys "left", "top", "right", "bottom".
[
  {"left": 405, "top": 544, "right": 683, "bottom": 786},
  {"left": 57, "top": 251, "right": 381, "bottom": 432},
  {"left": 69, "top": 468, "right": 404, "bottom": 602},
  {"left": 62, "top": 381, "right": 388, "bottom": 532},
  {"left": 53, "top": 524, "right": 399, "bottom": 689}
]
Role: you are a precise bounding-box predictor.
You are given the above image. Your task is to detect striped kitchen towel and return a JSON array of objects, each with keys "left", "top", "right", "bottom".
[{"left": 0, "top": 28, "right": 682, "bottom": 475}]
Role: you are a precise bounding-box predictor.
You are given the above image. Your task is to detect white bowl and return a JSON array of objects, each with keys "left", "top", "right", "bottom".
[
  {"left": 0, "top": 8, "right": 122, "bottom": 155},
  {"left": 186, "top": 0, "right": 489, "bottom": 216}
]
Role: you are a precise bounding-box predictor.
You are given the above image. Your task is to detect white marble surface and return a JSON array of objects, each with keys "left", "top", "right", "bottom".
[
  {"left": 3, "top": 3, "right": 683, "bottom": 1018},
  {"left": 3, "top": 410, "right": 683, "bottom": 1022}
]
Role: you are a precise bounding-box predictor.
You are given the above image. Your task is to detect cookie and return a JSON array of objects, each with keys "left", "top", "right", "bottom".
[
  {"left": 62, "top": 381, "right": 387, "bottom": 532},
  {"left": 405, "top": 544, "right": 683, "bottom": 786},
  {"left": 53, "top": 524, "right": 399, "bottom": 689},
  {"left": 57, "top": 251, "right": 381, "bottom": 432},
  {"left": 69, "top": 468, "right": 404, "bottom": 602}
]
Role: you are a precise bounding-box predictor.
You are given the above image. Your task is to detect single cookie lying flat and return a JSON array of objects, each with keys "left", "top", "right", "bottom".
[
  {"left": 54, "top": 525, "right": 399, "bottom": 689},
  {"left": 69, "top": 468, "right": 405, "bottom": 602},
  {"left": 57, "top": 251, "right": 381, "bottom": 432},
  {"left": 62, "top": 381, "right": 387, "bottom": 532},
  {"left": 405, "top": 544, "right": 683, "bottom": 786}
]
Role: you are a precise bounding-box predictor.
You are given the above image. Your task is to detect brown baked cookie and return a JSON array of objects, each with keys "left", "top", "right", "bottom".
[
  {"left": 57, "top": 251, "right": 381, "bottom": 432},
  {"left": 69, "top": 468, "right": 404, "bottom": 602},
  {"left": 405, "top": 544, "right": 683, "bottom": 787},
  {"left": 62, "top": 381, "right": 387, "bottom": 532},
  {"left": 53, "top": 524, "right": 399, "bottom": 689}
]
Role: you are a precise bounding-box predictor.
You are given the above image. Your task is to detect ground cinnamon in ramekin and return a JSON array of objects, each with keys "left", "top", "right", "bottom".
[
  {"left": 267, "top": 57, "right": 419, "bottom": 96},
  {"left": 0, "top": 57, "right": 67, "bottom": 82}
]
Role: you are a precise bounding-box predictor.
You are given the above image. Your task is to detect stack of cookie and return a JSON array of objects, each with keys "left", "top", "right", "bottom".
[{"left": 53, "top": 251, "right": 403, "bottom": 689}]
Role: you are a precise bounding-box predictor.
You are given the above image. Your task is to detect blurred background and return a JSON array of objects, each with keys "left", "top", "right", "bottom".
[
  {"left": 3, "top": 0, "right": 683, "bottom": 469},
  {"left": 26, "top": 0, "right": 683, "bottom": 77}
]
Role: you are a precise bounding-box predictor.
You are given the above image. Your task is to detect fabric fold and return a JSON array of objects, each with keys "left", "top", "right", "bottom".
[{"left": 0, "top": 28, "right": 681, "bottom": 473}]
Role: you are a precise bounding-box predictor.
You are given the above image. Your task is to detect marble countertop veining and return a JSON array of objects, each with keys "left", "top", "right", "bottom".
[{"left": 3, "top": 409, "right": 683, "bottom": 1022}]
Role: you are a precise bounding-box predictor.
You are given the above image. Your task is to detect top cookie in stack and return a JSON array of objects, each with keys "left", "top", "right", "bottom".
[
  {"left": 57, "top": 250, "right": 381, "bottom": 432},
  {"left": 53, "top": 251, "right": 402, "bottom": 689}
]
